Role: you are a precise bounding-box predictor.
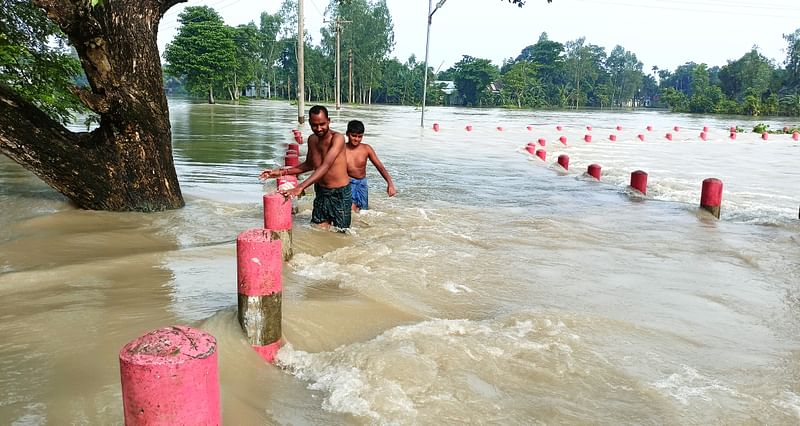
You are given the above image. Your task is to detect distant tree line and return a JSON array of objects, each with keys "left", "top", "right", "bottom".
[{"left": 162, "top": 1, "right": 800, "bottom": 117}]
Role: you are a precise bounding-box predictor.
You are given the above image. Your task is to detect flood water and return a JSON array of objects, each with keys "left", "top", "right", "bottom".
[{"left": 1, "top": 99, "right": 799, "bottom": 424}]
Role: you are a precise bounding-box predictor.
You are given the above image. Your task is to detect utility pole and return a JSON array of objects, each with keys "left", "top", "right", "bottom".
[
  {"left": 348, "top": 49, "right": 353, "bottom": 104},
  {"left": 325, "top": 16, "right": 351, "bottom": 110},
  {"left": 421, "top": 0, "right": 447, "bottom": 127},
  {"left": 297, "top": 0, "right": 305, "bottom": 124}
]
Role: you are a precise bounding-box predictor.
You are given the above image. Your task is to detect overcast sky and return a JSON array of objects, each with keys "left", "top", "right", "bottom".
[{"left": 157, "top": 0, "right": 800, "bottom": 73}]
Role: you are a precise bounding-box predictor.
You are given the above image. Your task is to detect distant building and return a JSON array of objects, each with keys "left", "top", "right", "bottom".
[
  {"left": 244, "top": 81, "right": 270, "bottom": 98},
  {"left": 435, "top": 80, "right": 463, "bottom": 106}
]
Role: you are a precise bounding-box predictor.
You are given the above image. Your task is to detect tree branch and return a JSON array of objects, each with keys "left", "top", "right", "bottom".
[
  {"left": 71, "top": 86, "right": 110, "bottom": 114},
  {"left": 160, "top": 0, "right": 189, "bottom": 15}
]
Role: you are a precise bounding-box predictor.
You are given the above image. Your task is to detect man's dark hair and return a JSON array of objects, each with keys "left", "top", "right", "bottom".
[
  {"left": 347, "top": 120, "right": 365, "bottom": 134},
  {"left": 309, "top": 105, "right": 329, "bottom": 119}
]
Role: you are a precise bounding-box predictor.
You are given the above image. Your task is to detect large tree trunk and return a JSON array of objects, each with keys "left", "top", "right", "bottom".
[{"left": 0, "top": 0, "right": 186, "bottom": 211}]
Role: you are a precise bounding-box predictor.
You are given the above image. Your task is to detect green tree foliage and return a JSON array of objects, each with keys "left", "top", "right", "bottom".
[
  {"left": 564, "top": 37, "right": 607, "bottom": 108},
  {"left": 451, "top": 55, "right": 499, "bottom": 106},
  {"left": 163, "top": 6, "right": 236, "bottom": 103},
  {"left": 783, "top": 28, "right": 800, "bottom": 91},
  {"left": 322, "top": 0, "right": 395, "bottom": 104},
  {"left": 230, "top": 23, "right": 261, "bottom": 100},
  {"left": 0, "top": 0, "right": 84, "bottom": 123},
  {"left": 258, "top": 12, "right": 283, "bottom": 97}
]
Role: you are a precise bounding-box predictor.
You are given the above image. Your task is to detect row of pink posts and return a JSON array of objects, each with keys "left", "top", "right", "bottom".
[
  {"left": 530, "top": 150, "right": 724, "bottom": 219},
  {"left": 117, "top": 130, "right": 300, "bottom": 424}
]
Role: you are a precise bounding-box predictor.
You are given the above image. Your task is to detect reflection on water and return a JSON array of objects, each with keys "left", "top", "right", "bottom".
[{"left": 1, "top": 99, "right": 799, "bottom": 424}]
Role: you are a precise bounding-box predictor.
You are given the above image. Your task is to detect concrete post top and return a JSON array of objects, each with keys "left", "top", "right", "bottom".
[{"left": 119, "top": 326, "right": 217, "bottom": 365}]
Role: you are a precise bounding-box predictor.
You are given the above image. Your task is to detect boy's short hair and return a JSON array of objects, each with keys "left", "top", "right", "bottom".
[{"left": 347, "top": 120, "right": 365, "bottom": 134}]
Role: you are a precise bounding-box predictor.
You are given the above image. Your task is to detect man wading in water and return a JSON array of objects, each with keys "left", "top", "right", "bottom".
[{"left": 260, "top": 105, "right": 352, "bottom": 230}]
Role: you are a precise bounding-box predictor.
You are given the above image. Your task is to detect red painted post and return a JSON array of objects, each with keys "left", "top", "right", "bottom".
[
  {"left": 525, "top": 144, "right": 536, "bottom": 154},
  {"left": 496, "top": 126, "right": 503, "bottom": 131},
  {"left": 702, "top": 126, "right": 709, "bottom": 133},
  {"left": 466, "top": 125, "right": 473, "bottom": 131},
  {"left": 700, "top": 132, "right": 707, "bottom": 141},
  {"left": 557, "top": 154, "right": 569, "bottom": 170},
  {"left": 556, "top": 125, "right": 562, "bottom": 131},
  {"left": 285, "top": 153, "right": 299, "bottom": 167},
  {"left": 792, "top": 131, "right": 799, "bottom": 141},
  {"left": 609, "top": 134, "right": 617, "bottom": 141},
  {"left": 288, "top": 142, "right": 299, "bottom": 153},
  {"left": 730, "top": 132, "right": 737, "bottom": 140},
  {"left": 630, "top": 170, "right": 648, "bottom": 195},
  {"left": 673, "top": 125, "right": 680, "bottom": 132},
  {"left": 559, "top": 136, "right": 567, "bottom": 145},
  {"left": 584, "top": 134, "right": 592, "bottom": 143},
  {"left": 587, "top": 164, "right": 601, "bottom": 180},
  {"left": 646, "top": 125, "right": 653, "bottom": 131},
  {"left": 119, "top": 326, "right": 220, "bottom": 425},
  {"left": 665, "top": 133, "right": 673, "bottom": 141},
  {"left": 637, "top": 134, "right": 645, "bottom": 141},
  {"left": 264, "top": 193, "right": 293, "bottom": 261},
  {"left": 433, "top": 123, "right": 440, "bottom": 132},
  {"left": 586, "top": 125, "right": 592, "bottom": 131},
  {"left": 537, "top": 138, "right": 546, "bottom": 146},
  {"left": 237, "top": 228, "right": 283, "bottom": 363},
  {"left": 535, "top": 149, "right": 546, "bottom": 161},
  {"left": 762, "top": 132, "right": 769, "bottom": 140},
  {"left": 616, "top": 125, "right": 623, "bottom": 131},
  {"left": 526, "top": 125, "right": 533, "bottom": 131},
  {"left": 700, "top": 178, "right": 723, "bottom": 219}
]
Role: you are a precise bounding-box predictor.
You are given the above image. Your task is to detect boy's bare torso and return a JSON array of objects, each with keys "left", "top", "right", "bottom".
[{"left": 346, "top": 143, "right": 371, "bottom": 179}]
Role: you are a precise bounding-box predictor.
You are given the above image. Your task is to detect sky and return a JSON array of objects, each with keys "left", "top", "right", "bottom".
[{"left": 157, "top": 0, "right": 800, "bottom": 74}]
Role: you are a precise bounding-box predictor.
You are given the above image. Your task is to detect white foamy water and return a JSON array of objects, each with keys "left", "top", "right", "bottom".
[{"left": 1, "top": 100, "right": 799, "bottom": 424}]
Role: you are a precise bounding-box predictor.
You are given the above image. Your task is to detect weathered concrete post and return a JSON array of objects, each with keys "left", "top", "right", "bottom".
[
  {"left": 237, "top": 229, "right": 283, "bottom": 363},
  {"left": 119, "top": 326, "right": 220, "bottom": 425}
]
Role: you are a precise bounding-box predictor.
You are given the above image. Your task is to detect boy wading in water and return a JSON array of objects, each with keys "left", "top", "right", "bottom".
[
  {"left": 345, "top": 120, "right": 396, "bottom": 212},
  {"left": 259, "top": 105, "right": 352, "bottom": 230}
]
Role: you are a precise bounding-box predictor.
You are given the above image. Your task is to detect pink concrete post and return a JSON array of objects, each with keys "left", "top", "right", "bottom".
[
  {"left": 700, "top": 178, "right": 723, "bottom": 219},
  {"left": 119, "top": 326, "right": 220, "bottom": 425},
  {"left": 557, "top": 154, "right": 569, "bottom": 170},
  {"left": 630, "top": 170, "right": 648, "bottom": 195},
  {"left": 264, "top": 193, "right": 293, "bottom": 261},
  {"left": 237, "top": 228, "right": 283, "bottom": 363},
  {"left": 285, "top": 153, "right": 299, "bottom": 167},
  {"left": 587, "top": 164, "right": 601, "bottom": 180}
]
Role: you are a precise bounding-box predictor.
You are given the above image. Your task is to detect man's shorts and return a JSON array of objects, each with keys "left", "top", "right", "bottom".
[
  {"left": 311, "top": 183, "right": 352, "bottom": 229},
  {"left": 350, "top": 177, "right": 368, "bottom": 210}
]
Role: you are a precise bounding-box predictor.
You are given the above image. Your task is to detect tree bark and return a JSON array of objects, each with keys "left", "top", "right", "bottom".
[{"left": 0, "top": 0, "right": 186, "bottom": 211}]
